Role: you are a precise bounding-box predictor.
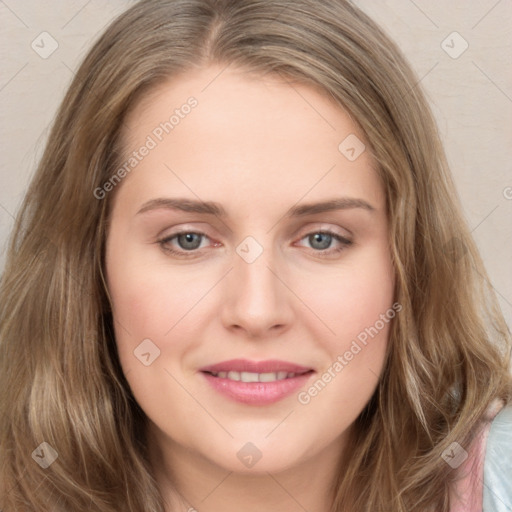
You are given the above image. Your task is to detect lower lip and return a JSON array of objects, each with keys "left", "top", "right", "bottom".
[{"left": 201, "top": 371, "right": 314, "bottom": 405}]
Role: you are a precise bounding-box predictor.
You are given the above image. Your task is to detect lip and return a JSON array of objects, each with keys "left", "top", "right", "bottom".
[
  {"left": 200, "top": 359, "right": 315, "bottom": 406},
  {"left": 200, "top": 359, "right": 313, "bottom": 374}
]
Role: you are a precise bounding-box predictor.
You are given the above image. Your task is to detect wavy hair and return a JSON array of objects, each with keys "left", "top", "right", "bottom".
[{"left": 1, "top": 1, "right": 511, "bottom": 510}]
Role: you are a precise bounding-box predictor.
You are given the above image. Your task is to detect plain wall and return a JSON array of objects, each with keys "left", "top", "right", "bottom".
[{"left": 0, "top": 1, "right": 511, "bottom": 326}]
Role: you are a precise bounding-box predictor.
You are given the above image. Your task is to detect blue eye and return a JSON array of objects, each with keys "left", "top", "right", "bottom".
[
  {"left": 158, "top": 231, "right": 209, "bottom": 256},
  {"left": 299, "top": 231, "right": 352, "bottom": 256},
  {"left": 158, "top": 230, "right": 352, "bottom": 258},
  {"left": 174, "top": 232, "right": 203, "bottom": 250},
  {"left": 308, "top": 232, "right": 334, "bottom": 250}
]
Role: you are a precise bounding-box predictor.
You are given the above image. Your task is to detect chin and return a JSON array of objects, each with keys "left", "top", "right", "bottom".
[{"left": 197, "top": 434, "right": 316, "bottom": 475}]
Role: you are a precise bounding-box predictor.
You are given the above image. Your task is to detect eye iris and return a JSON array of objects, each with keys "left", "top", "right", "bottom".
[
  {"left": 177, "top": 233, "right": 202, "bottom": 250},
  {"left": 310, "top": 233, "right": 332, "bottom": 250}
]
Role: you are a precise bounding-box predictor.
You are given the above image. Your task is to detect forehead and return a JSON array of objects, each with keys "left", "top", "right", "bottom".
[
  {"left": 124, "top": 65, "right": 365, "bottom": 144},
  {"left": 115, "top": 65, "right": 383, "bottom": 214}
]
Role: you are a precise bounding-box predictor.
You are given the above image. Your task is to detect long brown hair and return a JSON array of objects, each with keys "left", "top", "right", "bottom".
[{"left": 1, "top": 1, "right": 510, "bottom": 510}]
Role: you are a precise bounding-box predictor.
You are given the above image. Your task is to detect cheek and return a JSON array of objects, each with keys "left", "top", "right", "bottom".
[
  {"left": 292, "top": 247, "right": 395, "bottom": 407},
  {"left": 298, "top": 267, "right": 394, "bottom": 414},
  {"left": 105, "top": 259, "right": 205, "bottom": 415},
  {"left": 105, "top": 231, "right": 178, "bottom": 357},
  {"left": 107, "top": 262, "right": 204, "bottom": 344},
  {"left": 105, "top": 251, "right": 227, "bottom": 397},
  {"left": 296, "top": 248, "right": 395, "bottom": 344}
]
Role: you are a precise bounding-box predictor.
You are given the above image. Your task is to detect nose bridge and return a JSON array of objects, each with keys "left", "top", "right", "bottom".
[{"left": 221, "top": 236, "right": 292, "bottom": 335}]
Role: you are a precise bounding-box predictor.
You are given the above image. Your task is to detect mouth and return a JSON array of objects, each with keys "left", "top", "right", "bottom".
[
  {"left": 199, "top": 359, "right": 315, "bottom": 405},
  {"left": 202, "top": 369, "right": 313, "bottom": 382}
]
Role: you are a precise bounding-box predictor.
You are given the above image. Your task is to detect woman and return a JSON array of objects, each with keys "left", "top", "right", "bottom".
[{"left": 1, "top": 1, "right": 511, "bottom": 511}]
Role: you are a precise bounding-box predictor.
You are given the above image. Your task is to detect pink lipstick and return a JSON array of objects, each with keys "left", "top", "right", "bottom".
[{"left": 200, "top": 359, "right": 314, "bottom": 405}]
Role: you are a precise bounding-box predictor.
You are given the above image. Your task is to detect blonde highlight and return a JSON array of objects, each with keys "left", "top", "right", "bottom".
[{"left": 1, "top": 1, "right": 510, "bottom": 511}]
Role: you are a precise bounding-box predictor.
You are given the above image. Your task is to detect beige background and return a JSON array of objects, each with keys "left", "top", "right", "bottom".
[{"left": 1, "top": 1, "right": 511, "bottom": 327}]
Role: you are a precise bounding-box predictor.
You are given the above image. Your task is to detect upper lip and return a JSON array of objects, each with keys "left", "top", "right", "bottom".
[{"left": 200, "top": 359, "right": 313, "bottom": 374}]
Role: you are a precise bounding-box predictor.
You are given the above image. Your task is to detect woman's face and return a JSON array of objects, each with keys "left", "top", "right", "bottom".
[{"left": 105, "top": 66, "right": 395, "bottom": 476}]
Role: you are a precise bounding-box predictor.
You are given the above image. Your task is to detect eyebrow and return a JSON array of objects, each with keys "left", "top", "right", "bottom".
[{"left": 136, "top": 197, "right": 376, "bottom": 217}]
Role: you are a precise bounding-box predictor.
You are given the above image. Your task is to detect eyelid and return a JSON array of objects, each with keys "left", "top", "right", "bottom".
[
  {"left": 294, "top": 222, "right": 352, "bottom": 238},
  {"left": 157, "top": 225, "right": 353, "bottom": 259},
  {"left": 293, "top": 229, "right": 353, "bottom": 257},
  {"left": 155, "top": 222, "right": 213, "bottom": 239}
]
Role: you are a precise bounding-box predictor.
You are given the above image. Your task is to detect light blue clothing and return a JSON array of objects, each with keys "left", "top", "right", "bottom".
[{"left": 483, "top": 404, "right": 512, "bottom": 512}]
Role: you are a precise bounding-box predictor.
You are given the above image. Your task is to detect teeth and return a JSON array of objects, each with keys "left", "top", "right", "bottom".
[
  {"left": 240, "top": 371, "right": 260, "bottom": 383},
  {"left": 211, "top": 371, "right": 300, "bottom": 382},
  {"left": 259, "top": 372, "right": 279, "bottom": 382}
]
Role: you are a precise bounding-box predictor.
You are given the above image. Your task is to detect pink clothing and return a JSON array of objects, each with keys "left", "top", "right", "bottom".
[{"left": 449, "top": 399, "right": 505, "bottom": 512}]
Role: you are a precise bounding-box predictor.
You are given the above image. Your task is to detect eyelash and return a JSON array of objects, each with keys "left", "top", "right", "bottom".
[{"left": 157, "top": 230, "right": 353, "bottom": 258}]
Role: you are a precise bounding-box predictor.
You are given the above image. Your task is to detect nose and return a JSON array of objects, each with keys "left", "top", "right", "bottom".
[{"left": 220, "top": 243, "right": 294, "bottom": 339}]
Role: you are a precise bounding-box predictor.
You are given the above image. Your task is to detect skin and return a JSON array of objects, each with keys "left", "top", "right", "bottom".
[{"left": 105, "top": 65, "right": 395, "bottom": 512}]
